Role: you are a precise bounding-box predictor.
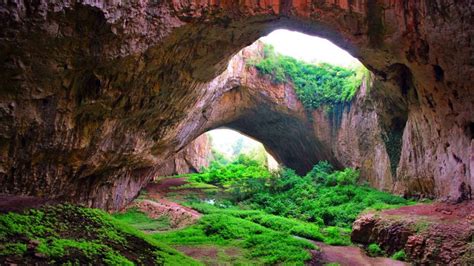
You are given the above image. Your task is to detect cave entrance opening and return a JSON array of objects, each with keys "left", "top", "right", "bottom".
[
  {"left": 191, "top": 29, "right": 369, "bottom": 175},
  {"left": 206, "top": 128, "right": 280, "bottom": 172}
]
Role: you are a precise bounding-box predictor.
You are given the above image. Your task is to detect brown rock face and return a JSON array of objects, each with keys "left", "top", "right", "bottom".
[
  {"left": 0, "top": 1, "right": 472, "bottom": 210},
  {"left": 155, "top": 134, "right": 211, "bottom": 178},
  {"left": 351, "top": 202, "right": 474, "bottom": 264}
]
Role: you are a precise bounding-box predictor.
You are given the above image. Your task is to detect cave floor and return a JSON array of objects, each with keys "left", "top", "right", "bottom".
[{"left": 135, "top": 177, "right": 410, "bottom": 265}]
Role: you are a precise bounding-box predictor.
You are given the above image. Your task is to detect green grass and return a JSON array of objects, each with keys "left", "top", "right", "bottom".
[
  {"left": 0, "top": 204, "right": 200, "bottom": 265},
  {"left": 112, "top": 208, "right": 171, "bottom": 231},
  {"left": 153, "top": 213, "right": 314, "bottom": 265},
  {"left": 187, "top": 202, "right": 325, "bottom": 242}
]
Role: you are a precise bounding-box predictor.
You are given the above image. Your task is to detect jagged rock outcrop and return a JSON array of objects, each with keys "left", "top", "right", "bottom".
[
  {"left": 154, "top": 134, "right": 211, "bottom": 178},
  {"left": 0, "top": 1, "right": 472, "bottom": 210},
  {"left": 351, "top": 202, "right": 474, "bottom": 264}
]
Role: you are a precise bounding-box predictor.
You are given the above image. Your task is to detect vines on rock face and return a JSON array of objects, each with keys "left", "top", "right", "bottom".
[{"left": 249, "top": 44, "right": 366, "bottom": 110}]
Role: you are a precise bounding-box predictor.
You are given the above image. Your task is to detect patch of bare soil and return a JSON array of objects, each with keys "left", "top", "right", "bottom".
[
  {"left": 383, "top": 200, "right": 474, "bottom": 221},
  {"left": 308, "top": 241, "right": 408, "bottom": 266},
  {"left": 130, "top": 199, "right": 201, "bottom": 229},
  {"left": 175, "top": 246, "right": 219, "bottom": 260}
]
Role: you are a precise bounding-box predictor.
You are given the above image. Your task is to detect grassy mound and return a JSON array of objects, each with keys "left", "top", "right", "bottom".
[
  {"left": 154, "top": 213, "right": 314, "bottom": 265},
  {"left": 0, "top": 204, "right": 199, "bottom": 265}
]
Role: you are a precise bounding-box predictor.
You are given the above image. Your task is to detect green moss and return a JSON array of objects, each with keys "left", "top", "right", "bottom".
[{"left": 0, "top": 204, "right": 200, "bottom": 265}]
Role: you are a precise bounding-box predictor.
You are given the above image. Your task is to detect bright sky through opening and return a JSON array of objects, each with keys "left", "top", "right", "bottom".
[{"left": 260, "top": 29, "right": 361, "bottom": 67}]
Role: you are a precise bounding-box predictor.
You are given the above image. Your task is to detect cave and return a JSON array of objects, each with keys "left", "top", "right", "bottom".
[{"left": 0, "top": 1, "right": 473, "bottom": 264}]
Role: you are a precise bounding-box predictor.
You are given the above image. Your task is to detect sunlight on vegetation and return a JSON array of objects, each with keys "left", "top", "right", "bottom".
[
  {"left": 249, "top": 44, "right": 367, "bottom": 109},
  {"left": 189, "top": 154, "right": 271, "bottom": 186}
]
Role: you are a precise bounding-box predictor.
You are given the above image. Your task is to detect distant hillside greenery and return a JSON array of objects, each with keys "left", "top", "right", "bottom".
[{"left": 250, "top": 44, "right": 367, "bottom": 109}]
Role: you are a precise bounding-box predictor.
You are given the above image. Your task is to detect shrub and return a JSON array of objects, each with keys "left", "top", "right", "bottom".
[
  {"left": 367, "top": 243, "right": 383, "bottom": 257},
  {"left": 227, "top": 162, "right": 412, "bottom": 228},
  {"left": 190, "top": 154, "right": 270, "bottom": 186},
  {"left": 391, "top": 250, "right": 406, "bottom": 261}
]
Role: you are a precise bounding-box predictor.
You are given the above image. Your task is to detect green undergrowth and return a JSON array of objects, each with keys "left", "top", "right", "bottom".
[
  {"left": 391, "top": 250, "right": 406, "bottom": 261},
  {"left": 153, "top": 213, "right": 314, "bottom": 265},
  {"left": 249, "top": 44, "right": 367, "bottom": 109},
  {"left": 186, "top": 202, "right": 326, "bottom": 242},
  {"left": 0, "top": 204, "right": 200, "bottom": 265},
  {"left": 367, "top": 243, "right": 383, "bottom": 257},
  {"left": 176, "top": 161, "right": 413, "bottom": 252},
  {"left": 227, "top": 161, "right": 414, "bottom": 229},
  {"left": 189, "top": 154, "right": 271, "bottom": 186},
  {"left": 112, "top": 208, "right": 171, "bottom": 231}
]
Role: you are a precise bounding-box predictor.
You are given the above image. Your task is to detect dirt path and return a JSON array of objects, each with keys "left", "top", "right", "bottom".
[{"left": 308, "top": 241, "right": 408, "bottom": 266}]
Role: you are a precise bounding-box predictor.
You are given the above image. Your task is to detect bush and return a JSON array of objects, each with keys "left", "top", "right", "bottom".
[
  {"left": 391, "top": 250, "right": 406, "bottom": 261},
  {"left": 367, "top": 243, "right": 383, "bottom": 257},
  {"left": 190, "top": 154, "right": 270, "bottom": 186},
  {"left": 250, "top": 44, "right": 367, "bottom": 109},
  {"left": 228, "top": 161, "right": 412, "bottom": 228}
]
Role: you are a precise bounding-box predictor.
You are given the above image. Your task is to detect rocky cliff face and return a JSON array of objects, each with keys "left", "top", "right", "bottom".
[
  {"left": 352, "top": 202, "right": 474, "bottom": 264},
  {"left": 0, "top": 1, "right": 472, "bottom": 210},
  {"left": 201, "top": 41, "right": 401, "bottom": 192},
  {"left": 155, "top": 134, "right": 211, "bottom": 178}
]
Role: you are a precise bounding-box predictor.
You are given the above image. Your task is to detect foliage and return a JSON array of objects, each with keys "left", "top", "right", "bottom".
[
  {"left": 0, "top": 243, "right": 27, "bottom": 256},
  {"left": 112, "top": 208, "right": 171, "bottom": 231},
  {"left": 229, "top": 161, "right": 412, "bottom": 229},
  {"left": 0, "top": 204, "right": 199, "bottom": 265},
  {"left": 154, "top": 213, "right": 313, "bottom": 265},
  {"left": 186, "top": 202, "right": 324, "bottom": 241},
  {"left": 210, "top": 148, "right": 229, "bottom": 165},
  {"left": 367, "top": 243, "right": 383, "bottom": 257},
  {"left": 250, "top": 44, "right": 367, "bottom": 109},
  {"left": 190, "top": 154, "right": 270, "bottom": 186},
  {"left": 391, "top": 250, "right": 406, "bottom": 261}
]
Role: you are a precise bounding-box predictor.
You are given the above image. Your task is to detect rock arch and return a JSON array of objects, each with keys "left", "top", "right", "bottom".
[{"left": 0, "top": 1, "right": 472, "bottom": 209}]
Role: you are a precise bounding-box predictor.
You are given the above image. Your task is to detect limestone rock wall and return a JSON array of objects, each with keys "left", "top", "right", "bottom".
[
  {"left": 0, "top": 1, "right": 472, "bottom": 209},
  {"left": 155, "top": 134, "right": 211, "bottom": 178}
]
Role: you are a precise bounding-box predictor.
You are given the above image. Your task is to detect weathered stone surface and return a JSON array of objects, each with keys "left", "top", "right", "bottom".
[
  {"left": 351, "top": 201, "right": 474, "bottom": 264},
  {"left": 155, "top": 134, "right": 211, "bottom": 178},
  {"left": 0, "top": 1, "right": 472, "bottom": 210}
]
